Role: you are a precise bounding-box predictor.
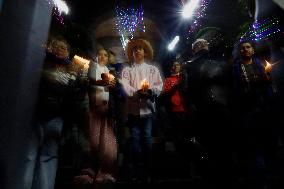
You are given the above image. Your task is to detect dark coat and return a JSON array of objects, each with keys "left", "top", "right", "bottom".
[{"left": 183, "top": 49, "right": 231, "bottom": 112}]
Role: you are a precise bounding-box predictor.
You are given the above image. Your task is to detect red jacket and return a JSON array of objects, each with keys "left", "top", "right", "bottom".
[{"left": 163, "top": 74, "right": 185, "bottom": 112}]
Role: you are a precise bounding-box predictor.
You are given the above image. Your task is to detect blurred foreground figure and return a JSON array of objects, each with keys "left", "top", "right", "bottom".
[{"left": 27, "top": 37, "right": 78, "bottom": 189}]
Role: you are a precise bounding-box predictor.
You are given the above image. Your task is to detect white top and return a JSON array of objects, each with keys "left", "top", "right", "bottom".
[
  {"left": 89, "top": 62, "right": 109, "bottom": 106},
  {"left": 121, "top": 62, "right": 163, "bottom": 116}
]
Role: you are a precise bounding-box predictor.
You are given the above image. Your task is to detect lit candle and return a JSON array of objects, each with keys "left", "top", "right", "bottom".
[
  {"left": 108, "top": 73, "right": 115, "bottom": 81},
  {"left": 265, "top": 60, "right": 272, "bottom": 73},
  {"left": 140, "top": 78, "right": 150, "bottom": 91},
  {"left": 83, "top": 63, "right": 89, "bottom": 70},
  {"left": 73, "top": 55, "right": 90, "bottom": 67}
]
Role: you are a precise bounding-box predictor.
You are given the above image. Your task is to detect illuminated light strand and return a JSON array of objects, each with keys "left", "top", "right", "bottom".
[
  {"left": 187, "top": 0, "right": 210, "bottom": 36},
  {"left": 253, "top": 17, "right": 281, "bottom": 41},
  {"left": 115, "top": 4, "right": 145, "bottom": 49},
  {"left": 46, "top": 0, "right": 69, "bottom": 25},
  {"left": 240, "top": 17, "right": 281, "bottom": 42}
]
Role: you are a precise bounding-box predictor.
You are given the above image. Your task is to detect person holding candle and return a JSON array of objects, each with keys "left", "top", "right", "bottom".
[
  {"left": 121, "top": 38, "right": 163, "bottom": 183},
  {"left": 29, "top": 36, "right": 79, "bottom": 189},
  {"left": 87, "top": 48, "right": 117, "bottom": 183},
  {"left": 232, "top": 40, "right": 275, "bottom": 183},
  {"left": 232, "top": 40, "right": 273, "bottom": 111}
]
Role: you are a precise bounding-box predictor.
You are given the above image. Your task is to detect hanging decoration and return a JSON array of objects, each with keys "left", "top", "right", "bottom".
[
  {"left": 115, "top": 3, "right": 145, "bottom": 50},
  {"left": 253, "top": 17, "right": 281, "bottom": 41},
  {"left": 182, "top": 0, "right": 210, "bottom": 36},
  {"left": 46, "top": 0, "right": 69, "bottom": 25},
  {"left": 240, "top": 17, "right": 281, "bottom": 42}
]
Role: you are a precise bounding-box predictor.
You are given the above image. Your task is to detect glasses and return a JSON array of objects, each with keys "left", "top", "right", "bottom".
[{"left": 53, "top": 45, "right": 68, "bottom": 50}]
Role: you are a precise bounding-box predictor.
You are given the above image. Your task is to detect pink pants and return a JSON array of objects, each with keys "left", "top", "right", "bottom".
[{"left": 89, "top": 104, "right": 117, "bottom": 181}]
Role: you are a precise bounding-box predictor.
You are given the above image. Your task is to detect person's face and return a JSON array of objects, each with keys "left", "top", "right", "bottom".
[
  {"left": 240, "top": 42, "right": 254, "bottom": 59},
  {"left": 97, "top": 49, "right": 109, "bottom": 66},
  {"left": 52, "top": 40, "right": 69, "bottom": 59},
  {"left": 171, "top": 62, "right": 181, "bottom": 74},
  {"left": 132, "top": 46, "right": 145, "bottom": 63},
  {"left": 193, "top": 41, "right": 209, "bottom": 54},
  {"left": 109, "top": 53, "right": 116, "bottom": 64}
]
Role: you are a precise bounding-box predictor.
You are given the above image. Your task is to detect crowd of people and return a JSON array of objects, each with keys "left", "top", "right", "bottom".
[
  {"left": 2, "top": 0, "right": 284, "bottom": 189},
  {"left": 27, "top": 30, "right": 284, "bottom": 189}
]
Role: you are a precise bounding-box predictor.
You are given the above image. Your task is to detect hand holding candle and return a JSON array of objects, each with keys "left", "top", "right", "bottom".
[
  {"left": 138, "top": 78, "right": 153, "bottom": 100},
  {"left": 108, "top": 73, "right": 116, "bottom": 87},
  {"left": 101, "top": 73, "right": 116, "bottom": 87}
]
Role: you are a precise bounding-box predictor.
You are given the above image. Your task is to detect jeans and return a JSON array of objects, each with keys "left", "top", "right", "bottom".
[
  {"left": 24, "top": 117, "right": 63, "bottom": 189},
  {"left": 128, "top": 114, "right": 153, "bottom": 177}
]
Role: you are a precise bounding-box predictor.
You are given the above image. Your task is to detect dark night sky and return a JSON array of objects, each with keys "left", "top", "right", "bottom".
[
  {"left": 63, "top": 1, "right": 248, "bottom": 41},
  {"left": 52, "top": 0, "right": 264, "bottom": 60},
  {"left": 65, "top": 0, "right": 251, "bottom": 34}
]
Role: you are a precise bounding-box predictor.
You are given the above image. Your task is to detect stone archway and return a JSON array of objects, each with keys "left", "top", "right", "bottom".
[{"left": 91, "top": 15, "right": 162, "bottom": 63}]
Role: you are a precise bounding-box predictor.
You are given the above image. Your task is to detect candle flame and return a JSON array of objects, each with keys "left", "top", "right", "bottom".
[
  {"left": 73, "top": 55, "right": 90, "bottom": 66},
  {"left": 108, "top": 73, "right": 115, "bottom": 81},
  {"left": 265, "top": 60, "right": 272, "bottom": 73},
  {"left": 265, "top": 60, "right": 271, "bottom": 67},
  {"left": 140, "top": 78, "right": 149, "bottom": 90}
]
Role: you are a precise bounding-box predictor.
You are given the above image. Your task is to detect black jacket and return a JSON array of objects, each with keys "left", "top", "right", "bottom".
[{"left": 183, "top": 49, "right": 231, "bottom": 112}]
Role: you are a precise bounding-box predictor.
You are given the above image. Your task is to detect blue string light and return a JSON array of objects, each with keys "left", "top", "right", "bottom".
[
  {"left": 240, "top": 17, "right": 281, "bottom": 42},
  {"left": 115, "top": 3, "right": 145, "bottom": 49},
  {"left": 187, "top": 0, "right": 210, "bottom": 35}
]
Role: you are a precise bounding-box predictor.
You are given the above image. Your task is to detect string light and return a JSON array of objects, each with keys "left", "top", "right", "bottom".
[
  {"left": 240, "top": 17, "right": 281, "bottom": 42},
  {"left": 115, "top": 3, "right": 145, "bottom": 49},
  {"left": 186, "top": 0, "right": 211, "bottom": 36},
  {"left": 46, "top": 0, "right": 69, "bottom": 25}
]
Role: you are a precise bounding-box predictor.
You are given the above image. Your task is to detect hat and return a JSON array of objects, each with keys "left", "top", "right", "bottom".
[
  {"left": 195, "top": 27, "right": 221, "bottom": 40},
  {"left": 126, "top": 39, "right": 154, "bottom": 62},
  {"left": 192, "top": 38, "right": 209, "bottom": 49}
]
